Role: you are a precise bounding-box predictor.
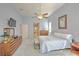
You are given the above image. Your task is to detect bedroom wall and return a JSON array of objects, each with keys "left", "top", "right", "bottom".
[
  {"left": 48, "top": 3, "right": 79, "bottom": 42},
  {"left": 0, "top": 4, "right": 23, "bottom": 36}
]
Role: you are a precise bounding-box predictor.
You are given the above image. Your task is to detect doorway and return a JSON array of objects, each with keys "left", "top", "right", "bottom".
[{"left": 21, "top": 24, "right": 28, "bottom": 39}]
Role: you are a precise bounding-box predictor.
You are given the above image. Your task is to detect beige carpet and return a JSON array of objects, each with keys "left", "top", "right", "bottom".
[{"left": 13, "top": 39, "right": 75, "bottom": 56}]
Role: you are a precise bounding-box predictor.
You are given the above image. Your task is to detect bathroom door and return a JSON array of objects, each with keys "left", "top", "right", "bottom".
[{"left": 21, "top": 24, "right": 28, "bottom": 39}]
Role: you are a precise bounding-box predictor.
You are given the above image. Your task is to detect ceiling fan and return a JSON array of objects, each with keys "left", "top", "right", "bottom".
[
  {"left": 34, "top": 12, "right": 48, "bottom": 19},
  {"left": 33, "top": 4, "right": 48, "bottom": 20}
]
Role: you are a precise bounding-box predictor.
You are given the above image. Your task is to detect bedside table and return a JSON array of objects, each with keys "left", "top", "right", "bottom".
[{"left": 71, "top": 42, "right": 79, "bottom": 55}]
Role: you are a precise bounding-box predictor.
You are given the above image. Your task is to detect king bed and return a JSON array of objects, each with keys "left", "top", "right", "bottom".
[{"left": 39, "top": 33, "right": 73, "bottom": 53}]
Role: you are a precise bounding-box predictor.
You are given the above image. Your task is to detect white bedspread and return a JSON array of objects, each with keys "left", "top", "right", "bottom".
[{"left": 39, "top": 35, "right": 72, "bottom": 53}]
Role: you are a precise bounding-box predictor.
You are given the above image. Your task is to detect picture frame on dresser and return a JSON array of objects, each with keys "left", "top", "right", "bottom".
[{"left": 58, "top": 15, "right": 67, "bottom": 29}]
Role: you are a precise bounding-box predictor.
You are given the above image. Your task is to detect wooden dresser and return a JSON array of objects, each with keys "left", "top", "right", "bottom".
[{"left": 0, "top": 36, "right": 22, "bottom": 56}]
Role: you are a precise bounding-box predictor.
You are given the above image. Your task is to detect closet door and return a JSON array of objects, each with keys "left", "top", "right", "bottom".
[{"left": 21, "top": 24, "right": 28, "bottom": 39}]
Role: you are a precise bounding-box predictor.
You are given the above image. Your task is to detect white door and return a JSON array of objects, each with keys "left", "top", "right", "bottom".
[{"left": 21, "top": 24, "right": 28, "bottom": 39}]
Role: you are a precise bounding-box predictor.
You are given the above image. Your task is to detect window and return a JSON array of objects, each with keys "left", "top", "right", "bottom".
[{"left": 48, "top": 22, "right": 52, "bottom": 35}]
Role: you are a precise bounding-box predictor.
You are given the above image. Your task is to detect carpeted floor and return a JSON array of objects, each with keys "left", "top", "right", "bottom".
[{"left": 13, "top": 39, "right": 75, "bottom": 56}]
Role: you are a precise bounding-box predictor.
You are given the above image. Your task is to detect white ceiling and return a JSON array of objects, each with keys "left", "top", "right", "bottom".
[{"left": 14, "top": 3, "right": 64, "bottom": 17}]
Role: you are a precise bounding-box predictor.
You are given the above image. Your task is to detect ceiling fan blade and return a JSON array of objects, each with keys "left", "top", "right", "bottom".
[
  {"left": 43, "top": 13, "right": 48, "bottom": 15},
  {"left": 43, "top": 14, "right": 48, "bottom": 18}
]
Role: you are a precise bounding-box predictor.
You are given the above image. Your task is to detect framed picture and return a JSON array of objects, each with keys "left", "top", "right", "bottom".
[
  {"left": 58, "top": 15, "right": 67, "bottom": 29},
  {"left": 4, "top": 28, "right": 15, "bottom": 36},
  {"left": 8, "top": 18, "right": 16, "bottom": 27}
]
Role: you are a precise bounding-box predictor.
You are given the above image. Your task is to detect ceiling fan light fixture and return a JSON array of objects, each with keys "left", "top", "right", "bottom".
[{"left": 37, "top": 15, "right": 43, "bottom": 19}]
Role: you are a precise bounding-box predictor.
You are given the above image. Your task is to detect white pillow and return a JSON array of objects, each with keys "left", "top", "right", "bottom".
[{"left": 54, "top": 32, "right": 72, "bottom": 39}]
